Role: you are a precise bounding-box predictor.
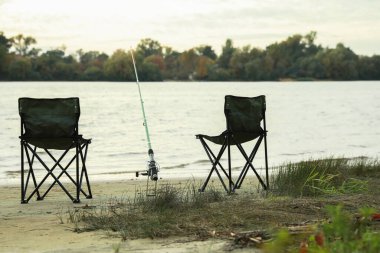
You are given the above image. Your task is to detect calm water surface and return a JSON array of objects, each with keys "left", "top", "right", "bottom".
[{"left": 0, "top": 81, "right": 379, "bottom": 185}]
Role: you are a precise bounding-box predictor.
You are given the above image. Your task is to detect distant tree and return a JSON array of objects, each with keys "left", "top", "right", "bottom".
[
  {"left": 163, "top": 46, "right": 173, "bottom": 57},
  {"left": 287, "top": 31, "right": 323, "bottom": 79},
  {"left": 140, "top": 62, "right": 162, "bottom": 81},
  {"left": 229, "top": 46, "right": 254, "bottom": 80},
  {"left": 369, "top": 55, "right": 380, "bottom": 80},
  {"left": 194, "top": 55, "right": 214, "bottom": 80},
  {"left": 320, "top": 43, "right": 359, "bottom": 80},
  {"left": 53, "top": 61, "right": 77, "bottom": 80},
  {"left": 97, "top": 53, "right": 109, "bottom": 63},
  {"left": 82, "top": 66, "right": 104, "bottom": 81},
  {"left": 163, "top": 50, "right": 180, "bottom": 80},
  {"left": 0, "top": 32, "right": 12, "bottom": 79},
  {"left": 79, "top": 51, "right": 108, "bottom": 67},
  {"left": 104, "top": 49, "right": 134, "bottom": 81},
  {"left": 218, "top": 39, "right": 235, "bottom": 69},
  {"left": 266, "top": 34, "right": 302, "bottom": 78},
  {"left": 27, "top": 48, "right": 41, "bottom": 58},
  {"left": 207, "top": 65, "right": 231, "bottom": 81},
  {"left": 295, "top": 56, "right": 326, "bottom": 79},
  {"left": 178, "top": 49, "right": 198, "bottom": 80},
  {"left": 11, "top": 34, "right": 37, "bottom": 56},
  {"left": 358, "top": 55, "right": 380, "bottom": 80},
  {"left": 80, "top": 51, "right": 100, "bottom": 65},
  {"left": 303, "top": 31, "right": 320, "bottom": 55},
  {"left": 0, "top": 47, "right": 8, "bottom": 79},
  {"left": 245, "top": 59, "right": 262, "bottom": 80},
  {"left": 144, "top": 54, "right": 165, "bottom": 71},
  {"left": 244, "top": 51, "right": 274, "bottom": 81},
  {"left": 77, "top": 50, "right": 108, "bottom": 80},
  {"left": 8, "top": 56, "right": 33, "bottom": 80},
  {"left": 195, "top": 45, "right": 217, "bottom": 60},
  {"left": 33, "top": 49, "right": 80, "bottom": 80},
  {"left": 0, "top": 32, "right": 11, "bottom": 47},
  {"left": 137, "top": 38, "right": 162, "bottom": 58}
]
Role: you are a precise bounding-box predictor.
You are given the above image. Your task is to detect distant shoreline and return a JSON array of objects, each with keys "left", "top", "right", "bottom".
[{"left": 2, "top": 32, "right": 380, "bottom": 82}]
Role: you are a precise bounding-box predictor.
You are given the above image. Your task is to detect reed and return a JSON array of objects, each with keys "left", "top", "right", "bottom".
[{"left": 269, "top": 157, "right": 378, "bottom": 197}]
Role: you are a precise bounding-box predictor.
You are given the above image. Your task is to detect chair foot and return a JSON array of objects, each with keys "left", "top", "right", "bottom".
[
  {"left": 36, "top": 196, "right": 44, "bottom": 201},
  {"left": 73, "top": 199, "right": 81, "bottom": 204},
  {"left": 198, "top": 188, "right": 204, "bottom": 192},
  {"left": 86, "top": 195, "right": 93, "bottom": 199},
  {"left": 21, "top": 200, "right": 28, "bottom": 204}
]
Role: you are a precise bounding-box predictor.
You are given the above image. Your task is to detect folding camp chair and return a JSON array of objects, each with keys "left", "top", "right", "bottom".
[
  {"left": 196, "top": 95, "right": 269, "bottom": 193},
  {"left": 19, "top": 97, "right": 92, "bottom": 203}
]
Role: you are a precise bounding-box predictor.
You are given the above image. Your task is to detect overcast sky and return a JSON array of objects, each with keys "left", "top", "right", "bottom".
[{"left": 0, "top": 0, "right": 379, "bottom": 55}]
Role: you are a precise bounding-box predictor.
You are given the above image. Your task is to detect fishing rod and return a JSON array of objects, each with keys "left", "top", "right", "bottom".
[{"left": 130, "top": 49, "right": 159, "bottom": 185}]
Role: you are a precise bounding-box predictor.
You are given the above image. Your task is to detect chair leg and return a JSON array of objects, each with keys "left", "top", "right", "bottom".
[
  {"left": 201, "top": 138, "right": 232, "bottom": 181},
  {"left": 21, "top": 143, "right": 38, "bottom": 203},
  {"left": 24, "top": 146, "right": 42, "bottom": 201},
  {"left": 227, "top": 136, "right": 233, "bottom": 193},
  {"left": 30, "top": 147, "right": 42, "bottom": 200},
  {"left": 24, "top": 143, "right": 75, "bottom": 202},
  {"left": 264, "top": 131, "right": 269, "bottom": 189},
  {"left": 43, "top": 145, "right": 89, "bottom": 198},
  {"left": 21, "top": 141, "right": 27, "bottom": 204},
  {"left": 234, "top": 135, "right": 263, "bottom": 190},
  {"left": 198, "top": 137, "right": 229, "bottom": 192},
  {"left": 199, "top": 144, "right": 228, "bottom": 192},
  {"left": 74, "top": 143, "right": 80, "bottom": 203},
  {"left": 20, "top": 140, "right": 92, "bottom": 203},
  {"left": 263, "top": 113, "right": 269, "bottom": 190},
  {"left": 79, "top": 143, "right": 92, "bottom": 199},
  {"left": 42, "top": 152, "right": 77, "bottom": 197},
  {"left": 236, "top": 142, "right": 267, "bottom": 190}
]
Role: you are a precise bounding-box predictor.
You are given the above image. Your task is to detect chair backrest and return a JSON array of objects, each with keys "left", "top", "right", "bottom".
[
  {"left": 19, "top": 97, "right": 80, "bottom": 138},
  {"left": 224, "top": 95, "right": 265, "bottom": 133}
]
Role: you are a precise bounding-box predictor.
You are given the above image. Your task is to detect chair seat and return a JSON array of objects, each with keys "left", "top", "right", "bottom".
[
  {"left": 21, "top": 136, "right": 91, "bottom": 150},
  {"left": 197, "top": 130, "right": 262, "bottom": 145}
]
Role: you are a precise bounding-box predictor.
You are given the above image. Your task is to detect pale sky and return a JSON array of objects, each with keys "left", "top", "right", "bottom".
[{"left": 0, "top": 0, "right": 379, "bottom": 56}]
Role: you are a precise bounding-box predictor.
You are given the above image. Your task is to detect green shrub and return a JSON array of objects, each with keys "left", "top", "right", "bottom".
[{"left": 265, "top": 205, "right": 380, "bottom": 253}]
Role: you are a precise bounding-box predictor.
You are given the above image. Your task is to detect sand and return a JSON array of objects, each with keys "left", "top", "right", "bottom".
[{"left": 0, "top": 179, "right": 257, "bottom": 253}]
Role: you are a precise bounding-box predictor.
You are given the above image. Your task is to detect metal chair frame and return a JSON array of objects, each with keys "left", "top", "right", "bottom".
[
  {"left": 19, "top": 99, "right": 92, "bottom": 203},
  {"left": 197, "top": 96, "right": 269, "bottom": 193}
]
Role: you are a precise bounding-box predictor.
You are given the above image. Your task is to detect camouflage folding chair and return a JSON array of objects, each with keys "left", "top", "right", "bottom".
[
  {"left": 19, "top": 97, "right": 92, "bottom": 203},
  {"left": 196, "top": 95, "right": 269, "bottom": 193}
]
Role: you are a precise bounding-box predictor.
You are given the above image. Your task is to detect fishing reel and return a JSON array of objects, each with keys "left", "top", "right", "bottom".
[
  {"left": 135, "top": 149, "right": 160, "bottom": 181},
  {"left": 135, "top": 160, "right": 160, "bottom": 181},
  {"left": 135, "top": 149, "right": 160, "bottom": 196}
]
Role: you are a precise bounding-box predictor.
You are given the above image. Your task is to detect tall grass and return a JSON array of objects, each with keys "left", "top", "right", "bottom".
[
  {"left": 65, "top": 157, "right": 380, "bottom": 243},
  {"left": 270, "top": 157, "right": 378, "bottom": 197},
  {"left": 74, "top": 182, "right": 224, "bottom": 239}
]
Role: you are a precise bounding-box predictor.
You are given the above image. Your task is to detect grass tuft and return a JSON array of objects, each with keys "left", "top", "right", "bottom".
[
  {"left": 71, "top": 182, "right": 225, "bottom": 239},
  {"left": 270, "top": 157, "right": 378, "bottom": 197}
]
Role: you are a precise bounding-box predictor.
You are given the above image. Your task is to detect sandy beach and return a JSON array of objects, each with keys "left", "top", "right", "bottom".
[{"left": 0, "top": 179, "right": 257, "bottom": 253}]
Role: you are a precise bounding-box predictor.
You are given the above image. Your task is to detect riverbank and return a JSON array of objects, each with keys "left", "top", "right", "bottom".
[
  {"left": 0, "top": 178, "right": 257, "bottom": 253},
  {"left": 1, "top": 157, "right": 379, "bottom": 252}
]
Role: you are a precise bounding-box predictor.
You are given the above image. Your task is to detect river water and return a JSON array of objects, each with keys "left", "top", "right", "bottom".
[{"left": 0, "top": 81, "right": 379, "bottom": 185}]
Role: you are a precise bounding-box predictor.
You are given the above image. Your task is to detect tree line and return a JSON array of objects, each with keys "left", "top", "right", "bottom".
[{"left": 1, "top": 31, "right": 380, "bottom": 81}]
